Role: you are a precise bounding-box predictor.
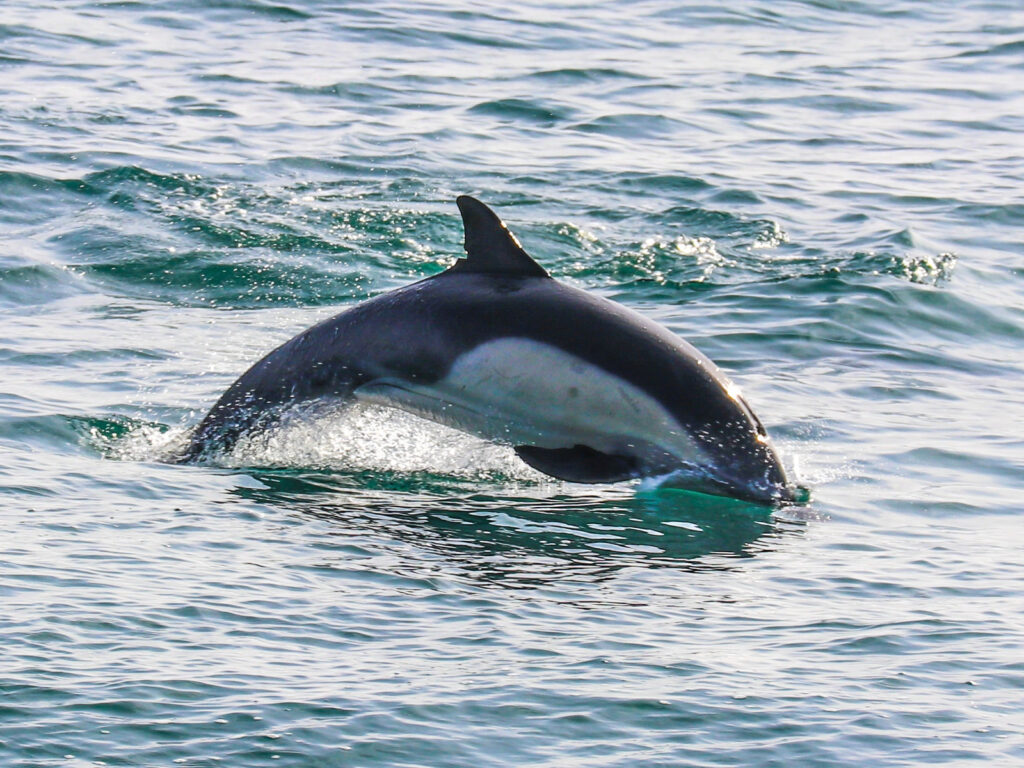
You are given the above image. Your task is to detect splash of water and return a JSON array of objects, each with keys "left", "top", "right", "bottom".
[{"left": 108, "top": 402, "right": 546, "bottom": 482}]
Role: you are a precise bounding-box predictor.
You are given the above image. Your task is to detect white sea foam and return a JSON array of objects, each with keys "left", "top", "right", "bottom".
[
  {"left": 228, "top": 402, "right": 543, "bottom": 480},
  {"left": 110, "top": 402, "right": 546, "bottom": 481}
]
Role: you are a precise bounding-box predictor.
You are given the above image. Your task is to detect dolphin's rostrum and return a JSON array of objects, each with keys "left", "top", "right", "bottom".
[{"left": 181, "top": 196, "right": 795, "bottom": 503}]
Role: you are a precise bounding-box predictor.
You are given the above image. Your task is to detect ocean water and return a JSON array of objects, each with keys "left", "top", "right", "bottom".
[{"left": 2, "top": 0, "right": 1023, "bottom": 765}]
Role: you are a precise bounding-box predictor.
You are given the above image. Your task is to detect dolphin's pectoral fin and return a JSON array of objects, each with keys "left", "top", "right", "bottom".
[
  {"left": 514, "top": 444, "right": 640, "bottom": 483},
  {"left": 445, "top": 196, "right": 550, "bottom": 278}
]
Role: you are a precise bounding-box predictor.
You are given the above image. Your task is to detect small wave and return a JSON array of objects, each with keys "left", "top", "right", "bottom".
[
  {"left": 525, "top": 205, "right": 791, "bottom": 291},
  {"left": 953, "top": 38, "right": 1024, "bottom": 63},
  {"left": 571, "top": 113, "right": 684, "bottom": 140},
  {"left": 468, "top": 98, "right": 576, "bottom": 126},
  {"left": 526, "top": 67, "right": 645, "bottom": 84},
  {"left": 73, "top": 415, "right": 186, "bottom": 462},
  {"left": 0, "top": 260, "right": 87, "bottom": 307},
  {"left": 610, "top": 233, "right": 728, "bottom": 286},
  {"left": 888, "top": 251, "right": 957, "bottom": 284},
  {"left": 173, "top": 0, "right": 312, "bottom": 22}
]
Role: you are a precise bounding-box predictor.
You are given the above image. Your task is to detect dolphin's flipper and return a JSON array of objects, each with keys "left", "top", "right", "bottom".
[
  {"left": 448, "top": 195, "right": 549, "bottom": 278},
  {"left": 514, "top": 444, "right": 639, "bottom": 483}
]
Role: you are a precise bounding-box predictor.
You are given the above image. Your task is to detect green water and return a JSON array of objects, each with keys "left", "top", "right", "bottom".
[{"left": 2, "top": 1, "right": 1023, "bottom": 765}]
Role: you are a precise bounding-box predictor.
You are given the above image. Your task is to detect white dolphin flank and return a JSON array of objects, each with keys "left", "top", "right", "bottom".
[{"left": 355, "top": 337, "right": 708, "bottom": 467}]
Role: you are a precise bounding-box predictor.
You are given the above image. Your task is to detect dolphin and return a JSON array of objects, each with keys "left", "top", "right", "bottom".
[{"left": 179, "top": 195, "right": 795, "bottom": 503}]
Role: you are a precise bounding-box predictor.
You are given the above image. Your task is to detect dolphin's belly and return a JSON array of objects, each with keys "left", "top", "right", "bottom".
[{"left": 354, "top": 337, "right": 706, "bottom": 466}]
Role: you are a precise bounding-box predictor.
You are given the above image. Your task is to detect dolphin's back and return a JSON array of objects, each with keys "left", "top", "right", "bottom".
[{"left": 185, "top": 272, "right": 737, "bottom": 455}]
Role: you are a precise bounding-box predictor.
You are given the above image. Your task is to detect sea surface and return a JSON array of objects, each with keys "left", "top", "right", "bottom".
[{"left": 2, "top": 1, "right": 1023, "bottom": 765}]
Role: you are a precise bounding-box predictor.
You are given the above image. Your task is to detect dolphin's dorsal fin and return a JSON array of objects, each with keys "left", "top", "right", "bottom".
[{"left": 447, "top": 195, "right": 549, "bottom": 278}]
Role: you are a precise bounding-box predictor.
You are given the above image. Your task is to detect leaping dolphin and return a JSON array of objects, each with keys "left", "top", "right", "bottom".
[{"left": 179, "top": 196, "right": 795, "bottom": 503}]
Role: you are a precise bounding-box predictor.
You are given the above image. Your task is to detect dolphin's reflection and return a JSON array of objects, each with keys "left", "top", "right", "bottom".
[{"left": 229, "top": 469, "right": 808, "bottom": 588}]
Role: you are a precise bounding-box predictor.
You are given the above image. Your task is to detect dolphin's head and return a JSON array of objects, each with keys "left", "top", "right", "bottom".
[{"left": 685, "top": 396, "right": 795, "bottom": 504}]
